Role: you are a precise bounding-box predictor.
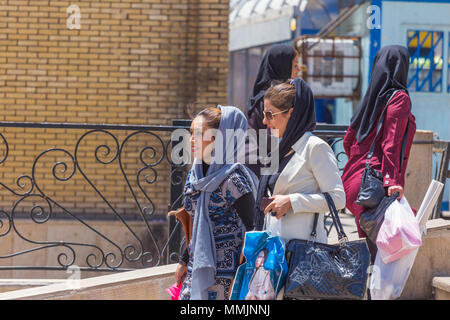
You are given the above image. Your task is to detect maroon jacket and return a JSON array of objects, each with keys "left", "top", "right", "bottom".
[{"left": 342, "top": 91, "right": 416, "bottom": 237}]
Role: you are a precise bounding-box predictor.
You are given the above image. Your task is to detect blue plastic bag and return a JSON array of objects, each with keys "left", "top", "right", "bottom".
[{"left": 230, "top": 231, "right": 288, "bottom": 300}]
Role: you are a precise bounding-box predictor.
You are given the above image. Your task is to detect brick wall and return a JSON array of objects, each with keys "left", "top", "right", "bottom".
[{"left": 0, "top": 0, "right": 229, "bottom": 220}]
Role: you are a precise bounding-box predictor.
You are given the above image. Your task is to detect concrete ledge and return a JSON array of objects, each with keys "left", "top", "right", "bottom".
[
  {"left": 0, "top": 264, "right": 177, "bottom": 300},
  {"left": 0, "top": 279, "right": 67, "bottom": 294},
  {"left": 401, "top": 219, "right": 450, "bottom": 299},
  {"left": 433, "top": 277, "right": 450, "bottom": 292},
  {"left": 432, "top": 277, "right": 450, "bottom": 300}
]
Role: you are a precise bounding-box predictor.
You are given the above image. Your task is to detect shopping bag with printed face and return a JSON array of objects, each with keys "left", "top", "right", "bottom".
[{"left": 229, "top": 221, "right": 288, "bottom": 300}]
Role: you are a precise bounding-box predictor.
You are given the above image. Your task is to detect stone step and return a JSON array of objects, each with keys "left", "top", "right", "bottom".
[{"left": 432, "top": 277, "right": 450, "bottom": 300}]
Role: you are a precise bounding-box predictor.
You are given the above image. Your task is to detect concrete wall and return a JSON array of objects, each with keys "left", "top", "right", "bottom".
[
  {"left": 403, "top": 130, "right": 433, "bottom": 211},
  {"left": 0, "top": 218, "right": 168, "bottom": 280}
]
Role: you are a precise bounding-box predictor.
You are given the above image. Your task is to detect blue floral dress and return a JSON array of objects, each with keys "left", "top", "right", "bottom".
[{"left": 179, "top": 167, "right": 253, "bottom": 300}]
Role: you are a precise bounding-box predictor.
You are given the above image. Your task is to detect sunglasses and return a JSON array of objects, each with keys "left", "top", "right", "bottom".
[{"left": 263, "top": 109, "right": 290, "bottom": 121}]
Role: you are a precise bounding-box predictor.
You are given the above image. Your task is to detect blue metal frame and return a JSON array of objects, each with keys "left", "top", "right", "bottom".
[
  {"left": 369, "top": 0, "right": 449, "bottom": 82},
  {"left": 448, "top": 32, "right": 450, "bottom": 93},
  {"left": 407, "top": 30, "right": 443, "bottom": 92},
  {"left": 369, "top": 0, "right": 382, "bottom": 81}
]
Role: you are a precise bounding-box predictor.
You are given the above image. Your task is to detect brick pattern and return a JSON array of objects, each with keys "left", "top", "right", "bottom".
[{"left": 0, "top": 0, "right": 229, "bottom": 218}]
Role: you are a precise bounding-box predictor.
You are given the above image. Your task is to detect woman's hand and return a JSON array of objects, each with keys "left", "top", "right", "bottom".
[
  {"left": 174, "top": 263, "right": 187, "bottom": 285},
  {"left": 264, "top": 195, "right": 292, "bottom": 219},
  {"left": 388, "top": 185, "right": 404, "bottom": 199}
]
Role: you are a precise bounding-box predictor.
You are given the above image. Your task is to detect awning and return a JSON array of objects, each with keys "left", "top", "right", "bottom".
[{"left": 229, "top": 0, "right": 338, "bottom": 51}]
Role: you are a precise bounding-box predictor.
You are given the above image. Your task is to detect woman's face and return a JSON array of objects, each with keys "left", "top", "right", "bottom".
[
  {"left": 262, "top": 99, "right": 293, "bottom": 138},
  {"left": 190, "top": 116, "right": 215, "bottom": 163},
  {"left": 255, "top": 250, "right": 265, "bottom": 267}
]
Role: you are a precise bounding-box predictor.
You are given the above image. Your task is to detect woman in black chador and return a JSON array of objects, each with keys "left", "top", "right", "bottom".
[{"left": 245, "top": 44, "right": 298, "bottom": 178}]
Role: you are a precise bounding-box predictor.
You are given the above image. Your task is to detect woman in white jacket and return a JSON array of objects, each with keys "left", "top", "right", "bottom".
[{"left": 254, "top": 78, "right": 345, "bottom": 245}]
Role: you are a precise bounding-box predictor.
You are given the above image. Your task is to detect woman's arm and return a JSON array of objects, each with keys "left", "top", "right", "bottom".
[
  {"left": 234, "top": 192, "right": 255, "bottom": 231},
  {"left": 180, "top": 247, "right": 189, "bottom": 265},
  {"left": 289, "top": 141, "right": 346, "bottom": 213},
  {"left": 380, "top": 92, "right": 411, "bottom": 189},
  {"left": 174, "top": 245, "right": 189, "bottom": 285}
]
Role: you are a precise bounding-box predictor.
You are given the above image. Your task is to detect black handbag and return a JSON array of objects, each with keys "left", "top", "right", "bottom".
[
  {"left": 359, "top": 192, "right": 399, "bottom": 244},
  {"left": 356, "top": 89, "right": 409, "bottom": 208},
  {"left": 283, "top": 193, "right": 371, "bottom": 300}
]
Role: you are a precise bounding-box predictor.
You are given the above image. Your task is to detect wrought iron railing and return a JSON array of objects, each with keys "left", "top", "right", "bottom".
[
  {"left": 0, "top": 121, "right": 348, "bottom": 275},
  {"left": 0, "top": 121, "right": 191, "bottom": 273}
]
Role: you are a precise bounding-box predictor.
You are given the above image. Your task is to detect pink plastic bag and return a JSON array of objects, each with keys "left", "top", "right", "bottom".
[
  {"left": 376, "top": 196, "right": 422, "bottom": 264},
  {"left": 165, "top": 282, "right": 182, "bottom": 300}
]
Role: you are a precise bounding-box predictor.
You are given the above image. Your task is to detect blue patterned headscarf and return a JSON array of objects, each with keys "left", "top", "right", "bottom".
[{"left": 188, "top": 105, "right": 258, "bottom": 300}]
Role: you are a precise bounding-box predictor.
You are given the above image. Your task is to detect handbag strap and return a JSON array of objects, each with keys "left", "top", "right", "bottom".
[
  {"left": 398, "top": 121, "right": 409, "bottom": 174},
  {"left": 310, "top": 212, "right": 320, "bottom": 239},
  {"left": 366, "top": 89, "right": 402, "bottom": 164},
  {"left": 323, "top": 192, "right": 347, "bottom": 242},
  {"left": 309, "top": 193, "right": 347, "bottom": 243}
]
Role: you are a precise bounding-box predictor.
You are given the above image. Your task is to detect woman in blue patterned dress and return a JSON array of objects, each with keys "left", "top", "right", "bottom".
[{"left": 174, "top": 106, "right": 258, "bottom": 300}]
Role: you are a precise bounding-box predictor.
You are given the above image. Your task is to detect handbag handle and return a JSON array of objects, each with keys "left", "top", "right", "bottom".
[
  {"left": 323, "top": 192, "right": 348, "bottom": 243},
  {"left": 309, "top": 193, "right": 347, "bottom": 243}
]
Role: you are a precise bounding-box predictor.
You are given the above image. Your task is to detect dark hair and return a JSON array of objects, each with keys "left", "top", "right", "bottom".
[
  {"left": 258, "top": 248, "right": 269, "bottom": 264},
  {"left": 264, "top": 80, "right": 296, "bottom": 111},
  {"left": 195, "top": 107, "right": 222, "bottom": 129}
]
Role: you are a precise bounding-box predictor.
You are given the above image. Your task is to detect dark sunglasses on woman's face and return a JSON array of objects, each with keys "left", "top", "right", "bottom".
[{"left": 263, "top": 108, "right": 290, "bottom": 121}]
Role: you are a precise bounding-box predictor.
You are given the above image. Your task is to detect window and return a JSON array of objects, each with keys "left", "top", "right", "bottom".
[{"left": 407, "top": 30, "right": 444, "bottom": 93}]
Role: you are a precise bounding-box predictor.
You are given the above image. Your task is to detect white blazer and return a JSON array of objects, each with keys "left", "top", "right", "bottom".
[{"left": 266, "top": 131, "right": 346, "bottom": 244}]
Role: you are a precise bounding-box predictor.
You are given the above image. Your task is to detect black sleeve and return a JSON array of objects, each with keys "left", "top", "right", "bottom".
[
  {"left": 179, "top": 193, "right": 254, "bottom": 265},
  {"left": 180, "top": 247, "right": 189, "bottom": 265},
  {"left": 234, "top": 192, "right": 255, "bottom": 231}
]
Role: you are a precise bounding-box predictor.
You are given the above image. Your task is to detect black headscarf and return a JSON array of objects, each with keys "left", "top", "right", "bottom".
[
  {"left": 253, "top": 78, "right": 316, "bottom": 230},
  {"left": 246, "top": 44, "right": 295, "bottom": 117},
  {"left": 350, "top": 45, "right": 410, "bottom": 143},
  {"left": 278, "top": 78, "right": 317, "bottom": 159}
]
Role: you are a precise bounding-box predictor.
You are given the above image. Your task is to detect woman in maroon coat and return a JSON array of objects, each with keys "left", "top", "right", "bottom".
[{"left": 342, "top": 45, "right": 416, "bottom": 258}]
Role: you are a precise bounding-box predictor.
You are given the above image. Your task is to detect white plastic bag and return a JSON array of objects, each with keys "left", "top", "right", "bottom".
[
  {"left": 369, "top": 248, "right": 419, "bottom": 300},
  {"left": 265, "top": 214, "right": 282, "bottom": 237},
  {"left": 376, "top": 196, "right": 422, "bottom": 264},
  {"left": 369, "top": 182, "right": 444, "bottom": 300}
]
